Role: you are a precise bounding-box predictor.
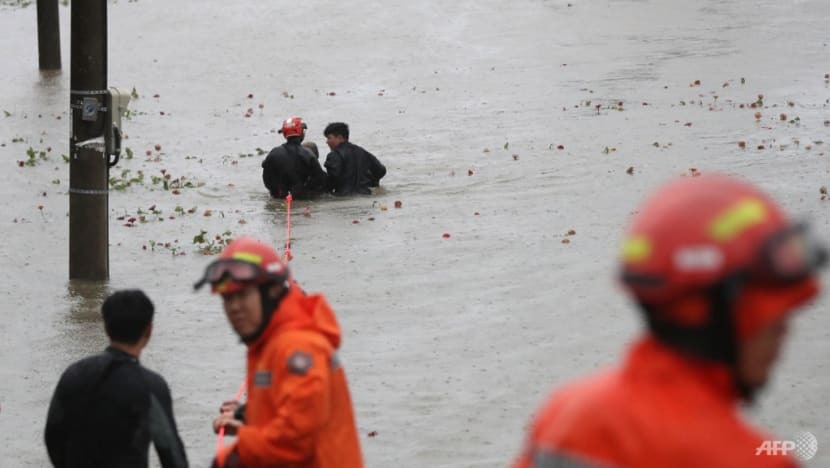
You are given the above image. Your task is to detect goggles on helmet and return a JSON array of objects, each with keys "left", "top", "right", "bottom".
[
  {"left": 748, "top": 223, "right": 827, "bottom": 284},
  {"left": 193, "top": 259, "right": 266, "bottom": 291}
]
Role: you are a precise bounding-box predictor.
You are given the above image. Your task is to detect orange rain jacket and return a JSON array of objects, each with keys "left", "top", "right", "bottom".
[
  {"left": 216, "top": 285, "right": 363, "bottom": 468},
  {"left": 513, "top": 336, "right": 798, "bottom": 468}
]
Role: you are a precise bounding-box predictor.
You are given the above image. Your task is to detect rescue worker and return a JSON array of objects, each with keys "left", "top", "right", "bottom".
[
  {"left": 262, "top": 117, "right": 327, "bottom": 199},
  {"left": 194, "top": 237, "right": 363, "bottom": 468},
  {"left": 44, "top": 289, "right": 188, "bottom": 468},
  {"left": 514, "top": 174, "right": 826, "bottom": 468},
  {"left": 323, "top": 122, "right": 386, "bottom": 196}
]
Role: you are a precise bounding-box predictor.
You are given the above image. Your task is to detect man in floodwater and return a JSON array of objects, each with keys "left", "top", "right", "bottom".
[
  {"left": 514, "top": 174, "right": 826, "bottom": 468},
  {"left": 323, "top": 122, "right": 386, "bottom": 196},
  {"left": 45, "top": 289, "right": 188, "bottom": 468},
  {"left": 195, "top": 237, "right": 363, "bottom": 468},
  {"left": 262, "top": 117, "right": 327, "bottom": 199}
]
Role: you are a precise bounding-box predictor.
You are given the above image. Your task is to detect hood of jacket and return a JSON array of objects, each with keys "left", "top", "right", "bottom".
[{"left": 249, "top": 283, "right": 342, "bottom": 351}]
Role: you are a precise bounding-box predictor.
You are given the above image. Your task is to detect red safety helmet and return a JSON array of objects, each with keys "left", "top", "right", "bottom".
[
  {"left": 194, "top": 237, "right": 288, "bottom": 294},
  {"left": 620, "top": 174, "right": 824, "bottom": 341},
  {"left": 278, "top": 117, "right": 307, "bottom": 138}
]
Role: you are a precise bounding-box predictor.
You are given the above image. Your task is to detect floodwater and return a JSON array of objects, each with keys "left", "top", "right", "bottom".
[{"left": 2, "top": 0, "right": 829, "bottom": 466}]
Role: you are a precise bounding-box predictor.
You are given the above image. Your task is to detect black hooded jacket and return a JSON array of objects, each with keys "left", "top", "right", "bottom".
[
  {"left": 324, "top": 141, "right": 386, "bottom": 196},
  {"left": 44, "top": 347, "right": 188, "bottom": 468}
]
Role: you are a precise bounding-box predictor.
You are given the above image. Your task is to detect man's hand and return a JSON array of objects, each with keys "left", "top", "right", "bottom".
[
  {"left": 218, "top": 400, "right": 240, "bottom": 414},
  {"left": 213, "top": 411, "right": 243, "bottom": 435}
]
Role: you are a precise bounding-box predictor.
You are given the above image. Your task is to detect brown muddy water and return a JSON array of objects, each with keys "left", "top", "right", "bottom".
[{"left": 1, "top": 0, "right": 829, "bottom": 466}]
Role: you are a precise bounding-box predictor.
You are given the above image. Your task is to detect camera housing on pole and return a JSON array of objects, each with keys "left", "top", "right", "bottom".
[{"left": 105, "top": 86, "right": 131, "bottom": 167}]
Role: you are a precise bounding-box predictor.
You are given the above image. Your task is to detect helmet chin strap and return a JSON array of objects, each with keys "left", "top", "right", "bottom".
[
  {"left": 643, "top": 274, "right": 759, "bottom": 402},
  {"left": 707, "top": 276, "right": 757, "bottom": 403},
  {"left": 240, "top": 281, "right": 290, "bottom": 345}
]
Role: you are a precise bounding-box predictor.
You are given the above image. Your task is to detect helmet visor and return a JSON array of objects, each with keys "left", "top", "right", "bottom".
[
  {"left": 193, "top": 259, "right": 263, "bottom": 290},
  {"left": 750, "top": 223, "right": 827, "bottom": 284}
]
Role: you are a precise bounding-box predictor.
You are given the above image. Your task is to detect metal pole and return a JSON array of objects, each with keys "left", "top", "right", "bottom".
[
  {"left": 69, "top": 0, "right": 108, "bottom": 280},
  {"left": 36, "top": 0, "right": 61, "bottom": 70}
]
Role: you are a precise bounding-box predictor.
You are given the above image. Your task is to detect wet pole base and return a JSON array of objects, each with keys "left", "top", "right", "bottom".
[{"left": 69, "top": 145, "right": 109, "bottom": 280}]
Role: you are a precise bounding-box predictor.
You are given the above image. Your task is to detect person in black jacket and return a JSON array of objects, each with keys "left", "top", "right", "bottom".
[
  {"left": 262, "top": 117, "right": 327, "bottom": 199},
  {"left": 44, "top": 290, "right": 188, "bottom": 468},
  {"left": 323, "top": 122, "right": 386, "bottom": 196}
]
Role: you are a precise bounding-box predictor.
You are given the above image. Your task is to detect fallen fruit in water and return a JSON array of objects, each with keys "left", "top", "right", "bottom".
[
  {"left": 394, "top": 200, "right": 402, "bottom": 208},
  {"left": 468, "top": 169, "right": 474, "bottom": 176},
  {"left": 442, "top": 233, "right": 451, "bottom": 238},
  {"left": 738, "top": 141, "right": 746, "bottom": 149},
  {"left": 155, "top": 144, "right": 161, "bottom": 151},
  {"left": 626, "top": 166, "right": 634, "bottom": 174},
  {"left": 561, "top": 238, "right": 570, "bottom": 244},
  {"left": 754, "top": 112, "right": 762, "bottom": 120},
  {"left": 567, "top": 229, "right": 576, "bottom": 236},
  {"left": 780, "top": 113, "right": 787, "bottom": 121}
]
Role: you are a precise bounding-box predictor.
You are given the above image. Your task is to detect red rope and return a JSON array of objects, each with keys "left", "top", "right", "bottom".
[
  {"left": 215, "top": 193, "right": 293, "bottom": 454},
  {"left": 284, "top": 193, "right": 293, "bottom": 261},
  {"left": 216, "top": 380, "right": 247, "bottom": 454}
]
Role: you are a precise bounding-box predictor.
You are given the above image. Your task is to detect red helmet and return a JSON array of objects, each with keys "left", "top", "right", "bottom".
[
  {"left": 620, "top": 174, "right": 824, "bottom": 341},
  {"left": 278, "top": 117, "right": 307, "bottom": 138},
  {"left": 194, "top": 237, "right": 289, "bottom": 294}
]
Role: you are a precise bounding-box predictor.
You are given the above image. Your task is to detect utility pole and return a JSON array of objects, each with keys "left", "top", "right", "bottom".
[
  {"left": 69, "top": 0, "right": 108, "bottom": 280},
  {"left": 36, "top": 0, "right": 61, "bottom": 70}
]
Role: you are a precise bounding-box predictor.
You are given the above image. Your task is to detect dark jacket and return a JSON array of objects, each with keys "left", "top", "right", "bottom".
[
  {"left": 262, "top": 142, "right": 327, "bottom": 199},
  {"left": 45, "top": 347, "right": 188, "bottom": 468},
  {"left": 324, "top": 141, "right": 386, "bottom": 196}
]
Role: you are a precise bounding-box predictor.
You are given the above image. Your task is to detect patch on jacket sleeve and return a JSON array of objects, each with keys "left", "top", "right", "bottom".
[
  {"left": 254, "top": 370, "right": 272, "bottom": 387},
  {"left": 287, "top": 351, "right": 313, "bottom": 376}
]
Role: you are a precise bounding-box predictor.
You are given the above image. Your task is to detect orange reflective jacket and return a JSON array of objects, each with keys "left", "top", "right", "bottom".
[
  {"left": 513, "top": 336, "right": 798, "bottom": 468},
  {"left": 217, "top": 286, "right": 363, "bottom": 468}
]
